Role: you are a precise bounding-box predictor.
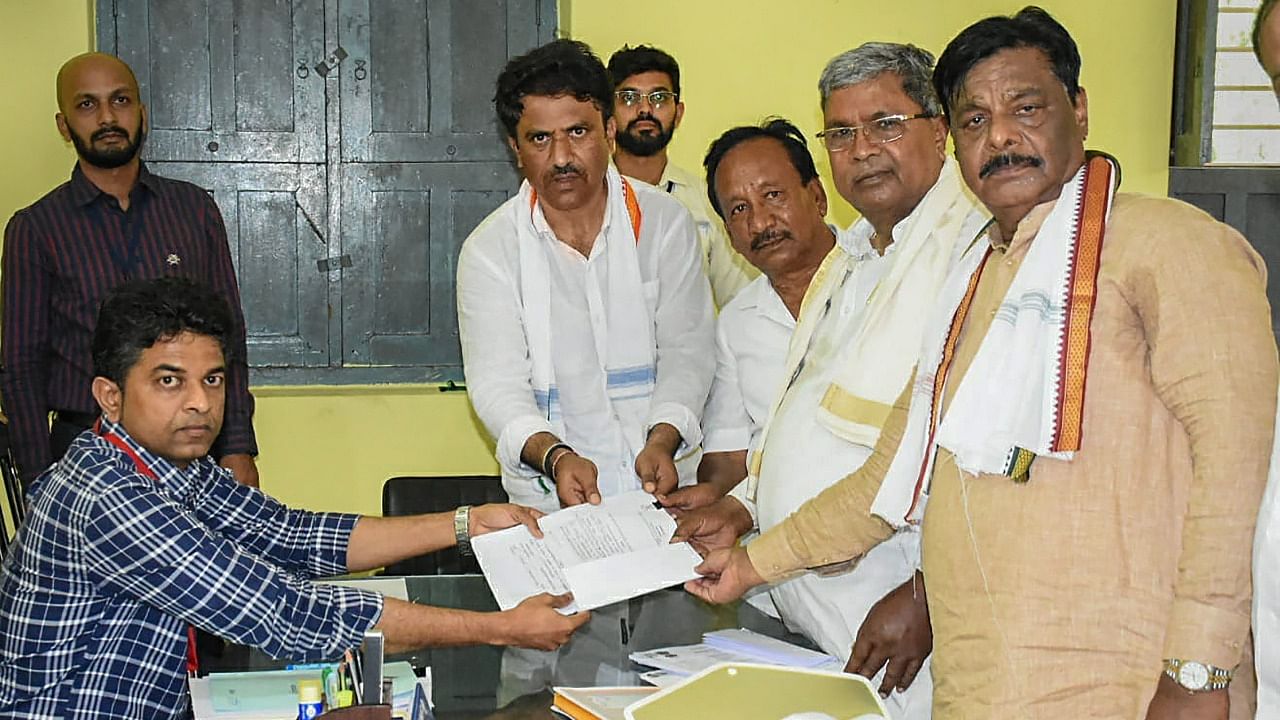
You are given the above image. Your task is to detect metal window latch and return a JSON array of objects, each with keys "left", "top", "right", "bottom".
[
  {"left": 316, "top": 255, "right": 353, "bottom": 273},
  {"left": 314, "top": 46, "right": 348, "bottom": 77}
]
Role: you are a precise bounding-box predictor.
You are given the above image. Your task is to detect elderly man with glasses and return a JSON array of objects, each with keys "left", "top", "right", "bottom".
[
  {"left": 672, "top": 43, "right": 986, "bottom": 717},
  {"left": 608, "top": 45, "right": 757, "bottom": 307},
  {"left": 691, "top": 8, "right": 1278, "bottom": 717}
]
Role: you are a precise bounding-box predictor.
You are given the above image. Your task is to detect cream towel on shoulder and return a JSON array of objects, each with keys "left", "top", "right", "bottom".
[{"left": 815, "top": 160, "right": 984, "bottom": 447}]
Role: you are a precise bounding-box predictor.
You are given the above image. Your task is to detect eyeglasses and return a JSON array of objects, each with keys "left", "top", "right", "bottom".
[
  {"left": 615, "top": 90, "right": 679, "bottom": 109},
  {"left": 815, "top": 113, "right": 933, "bottom": 152}
]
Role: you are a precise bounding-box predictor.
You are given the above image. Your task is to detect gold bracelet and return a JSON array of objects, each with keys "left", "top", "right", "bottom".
[
  {"left": 549, "top": 448, "right": 576, "bottom": 480},
  {"left": 540, "top": 441, "right": 572, "bottom": 477}
]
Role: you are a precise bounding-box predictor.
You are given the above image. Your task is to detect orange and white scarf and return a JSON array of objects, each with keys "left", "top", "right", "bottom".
[{"left": 872, "top": 154, "right": 1119, "bottom": 527}]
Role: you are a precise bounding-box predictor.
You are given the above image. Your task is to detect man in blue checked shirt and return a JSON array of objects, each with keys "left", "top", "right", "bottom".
[{"left": 0, "top": 277, "right": 589, "bottom": 719}]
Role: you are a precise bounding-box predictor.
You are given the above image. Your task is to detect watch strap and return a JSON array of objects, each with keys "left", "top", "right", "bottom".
[
  {"left": 1162, "top": 658, "right": 1233, "bottom": 692},
  {"left": 454, "top": 505, "right": 473, "bottom": 557}
]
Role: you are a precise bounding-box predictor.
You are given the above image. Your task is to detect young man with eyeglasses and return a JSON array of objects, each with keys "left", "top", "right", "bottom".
[{"left": 607, "top": 45, "right": 757, "bottom": 307}]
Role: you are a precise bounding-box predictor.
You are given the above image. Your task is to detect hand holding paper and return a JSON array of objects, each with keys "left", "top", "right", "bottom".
[
  {"left": 683, "top": 546, "right": 765, "bottom": 605},
  {"left": 472, "top": 491, "right": 703, "bottom": 613}
]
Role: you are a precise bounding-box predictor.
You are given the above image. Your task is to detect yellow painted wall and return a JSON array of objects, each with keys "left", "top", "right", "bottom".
[
  {"left": 0, "top": 1, "right": 92, "bottom": 227},
  {"left": 1, "top": 0, "right": 1176, "bottom": 520},
  {"left": 566, "top": 0, "right": 1177, "bottom": 228}
]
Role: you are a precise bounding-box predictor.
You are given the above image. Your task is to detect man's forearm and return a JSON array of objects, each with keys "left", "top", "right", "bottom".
[
  {"left": 346, "top": 513, "right": 456, "bottom": 572},
  {"left": 520, "top": 431, "right": 565, "bottom": 474},
  {"left": 645, "top": 422, "right": 682, "bottom": 455},
  {"left": 697, "top": 450, "right": 748, "bottom": 495},
  {"left": 376, "top": 597, "right": 509, "bottom": 653}
]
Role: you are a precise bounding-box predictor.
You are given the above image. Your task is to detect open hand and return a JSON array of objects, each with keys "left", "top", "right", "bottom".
[
  {"left": 469, "top": 503, "right": 545, "bottom": 538},
  {"left": 847, "top": 572, "right": 932, "bottom": 697},
  {"left": 499, "top": 593, "right": 591, "bottom": 650},
  {"left": 684, "top": 546, "right": 764, "bottom": 605}
]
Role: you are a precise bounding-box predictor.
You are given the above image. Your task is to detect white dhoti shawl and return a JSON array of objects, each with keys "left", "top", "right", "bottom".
[{"left": 515, "top": 168, "right": 656, "bottom": 508}]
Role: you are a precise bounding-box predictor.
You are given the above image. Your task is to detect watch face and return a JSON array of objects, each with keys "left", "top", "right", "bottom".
[{"left": 1178, "top": 661, "right": 1210, "bottom": 690}]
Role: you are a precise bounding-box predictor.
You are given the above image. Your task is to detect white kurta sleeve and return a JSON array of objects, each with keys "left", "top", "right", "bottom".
[
  {"left": 456, "top": 233, "right": 551, "bottom": 482},
  {"left": 646, "top": 206, "right": 716, "bottom": 453},
  {"left": 702, "top": 312, "right": 751, "bottom": 454}
]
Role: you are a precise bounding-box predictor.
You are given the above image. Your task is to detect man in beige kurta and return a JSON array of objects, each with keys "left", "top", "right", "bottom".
[{"left": 685, "top": 8, "right": 1277, "bottom": 720}]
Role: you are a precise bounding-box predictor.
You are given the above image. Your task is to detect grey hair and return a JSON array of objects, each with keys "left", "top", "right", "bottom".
[{"left": 818, "top": 42, "right": 943, "bottom": 117}]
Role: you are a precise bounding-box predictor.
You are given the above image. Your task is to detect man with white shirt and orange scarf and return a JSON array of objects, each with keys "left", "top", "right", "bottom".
[
  {"left": 457, "top": 39, "right": 715, "bottom": 513},
  {"left": 686, "top": 8, "right": 1277, "bottom": 719}
]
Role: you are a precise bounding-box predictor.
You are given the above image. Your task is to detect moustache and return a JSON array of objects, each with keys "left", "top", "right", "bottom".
[
  {"left": 549, "top": 164, "right": 583, "bottom": 179},
  {"left": 628, "top": 114, "right": 661, "bottom": 131},
  {"left": 92, "top": 126, "right": 129, "bottom": 142},
  {"left": 979, "top": 153, "right": 1043, "bottom": 180},
  {"left": 750, "top": 228, "right": 792, "bottom": 252}
]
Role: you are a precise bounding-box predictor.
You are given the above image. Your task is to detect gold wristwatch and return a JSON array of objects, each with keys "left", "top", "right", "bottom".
[{"left": 1162, "top": 659, "right": 1232, "bottom": 692}]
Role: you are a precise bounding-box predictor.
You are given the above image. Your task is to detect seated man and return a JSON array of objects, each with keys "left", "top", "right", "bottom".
[{"left": 0, "top": 277, "right": 588, "bottom": 719}]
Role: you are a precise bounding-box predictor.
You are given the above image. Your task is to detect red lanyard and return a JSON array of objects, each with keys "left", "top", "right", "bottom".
[{"left": 94, "top": 420, "right": 201, "bottom": 675}]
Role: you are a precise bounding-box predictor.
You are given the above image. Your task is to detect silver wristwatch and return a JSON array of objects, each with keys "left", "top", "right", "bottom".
[
  {"left": 1162, "top": 658, "right": 1232, "bottom": 692},
  {"left": 454, "top": 505, "right": 473, "bottom": 557}
]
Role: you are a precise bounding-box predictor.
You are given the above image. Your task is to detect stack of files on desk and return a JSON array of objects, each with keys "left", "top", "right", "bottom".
[
  {"left": 550, "top": 686, "right": 659, "bottom": 720},
  {"left": 629, "top": 627, "right": 843, "bottom": 682},
  {"left": 702, "top": 628, "right": 839, "bottom": 668}
]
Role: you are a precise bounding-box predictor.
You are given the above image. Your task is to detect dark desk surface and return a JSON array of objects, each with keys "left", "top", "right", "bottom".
[{"left": 198, "top": 575, "right": 801, "bottom": 719}]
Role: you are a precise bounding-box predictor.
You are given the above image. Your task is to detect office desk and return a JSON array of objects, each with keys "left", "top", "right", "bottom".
[{"left": 198, "top": 575, "right": 802, "bottom": 719}]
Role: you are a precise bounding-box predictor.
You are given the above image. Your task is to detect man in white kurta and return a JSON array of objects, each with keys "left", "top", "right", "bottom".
[
  {"left": 680, "top": 47, "right": 989, "bottom": 717},
  {"left": 701, "top": 275, "right": 796, "bottom": 467},
  {"left": 1252, "top": 5, "right": 1280, "bottom": 716},
  {"left": 458, "top": 39, "right": 715, "bottom": 512}
]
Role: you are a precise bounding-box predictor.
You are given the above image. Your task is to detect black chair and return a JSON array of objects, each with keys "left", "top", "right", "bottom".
[
  {"left": 0, "top": 420, "right": 23, "bottom": 558},
  {"left": 380, "top": 476, "right": 507, "bottom": 576}
]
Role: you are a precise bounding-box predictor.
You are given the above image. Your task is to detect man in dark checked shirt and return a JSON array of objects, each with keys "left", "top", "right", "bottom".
[
  {"left": 0, "top": 277, "right": 588, "bottom": 719},
  {"left": 2, "top": 52, "right": 259, "bottom": 488}
]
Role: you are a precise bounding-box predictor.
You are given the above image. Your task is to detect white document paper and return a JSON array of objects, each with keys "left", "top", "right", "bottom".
[
  {"left": 631, "top": 630, "right": 842, "bottom": 677},
  {"left": 702, "top": 628, "right": 837, "bottom": 668},
  {"left": 472, "top": 491, "right": 703, "bottom": 613},
  {"left": 629, "top": 644, "right": 757, "bottom": 676}
]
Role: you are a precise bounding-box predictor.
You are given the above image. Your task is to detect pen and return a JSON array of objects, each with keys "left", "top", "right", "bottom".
[{"left": 619, "top": 617, "right": 630, "bottom": 645}]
